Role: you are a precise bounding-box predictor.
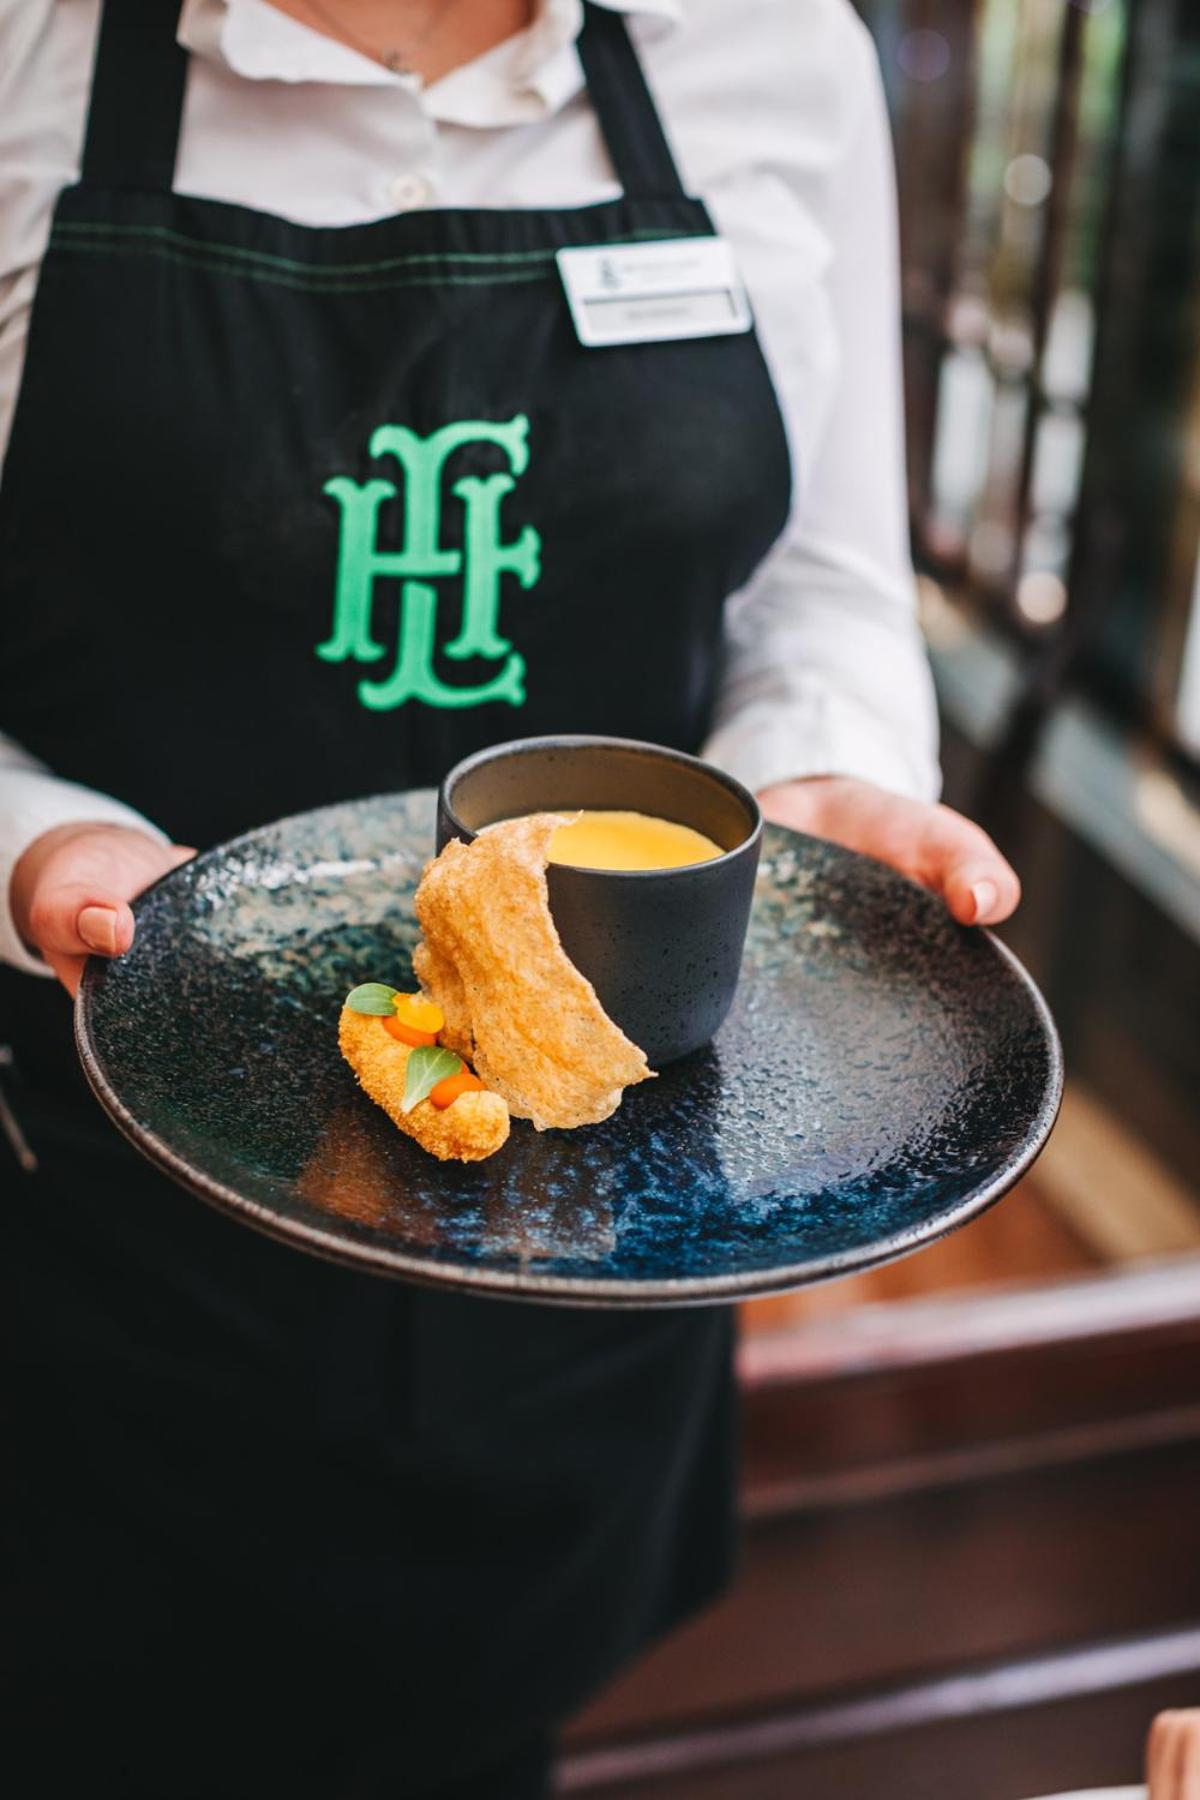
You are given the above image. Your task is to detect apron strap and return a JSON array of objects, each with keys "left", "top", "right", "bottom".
[
  {"left": 81, "top": 0, "right": 187, "bottom": 191},
  {"left": 577, "top": 4, "right": 687, "bottom": 201}
]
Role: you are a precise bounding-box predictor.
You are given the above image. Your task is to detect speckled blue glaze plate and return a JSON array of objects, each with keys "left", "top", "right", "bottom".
[{"left": 75, "top": 790, "right": 1061, "bottom": 1307}]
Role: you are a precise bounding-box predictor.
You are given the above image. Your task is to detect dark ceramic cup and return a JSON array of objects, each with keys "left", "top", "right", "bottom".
[{"left": 436, "top": 735, "right": 763, "bottom": 1066}]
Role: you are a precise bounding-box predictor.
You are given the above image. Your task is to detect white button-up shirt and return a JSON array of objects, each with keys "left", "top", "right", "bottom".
[{"left": 0, "top": 0, "right": 939, "bottom": 975}]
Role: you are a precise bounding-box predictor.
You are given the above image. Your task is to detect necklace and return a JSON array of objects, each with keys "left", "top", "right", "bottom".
[{"left": 299, "top": 0, "right": 465, "bottom": 74}]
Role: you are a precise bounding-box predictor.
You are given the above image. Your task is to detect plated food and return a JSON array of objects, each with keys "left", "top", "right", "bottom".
[
  {"left": 77, "top": 785, "right": 1062, "bottom": 1301},
  {"left": 339, "top": 811, "right": 655, "bottom": 1161}
]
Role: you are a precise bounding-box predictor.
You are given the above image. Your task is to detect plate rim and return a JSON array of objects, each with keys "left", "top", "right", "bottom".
[{"left": 74, "top": 792, "right": 1064, "bottom": 1310}]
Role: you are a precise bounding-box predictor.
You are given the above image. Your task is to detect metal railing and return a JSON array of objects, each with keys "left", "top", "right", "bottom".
[{"left": 856, "top": 0, "right": 1200, "bottom": 769}]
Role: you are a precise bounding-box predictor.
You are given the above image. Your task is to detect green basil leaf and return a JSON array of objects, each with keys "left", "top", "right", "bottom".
[
  {"left": 402, "top": 1045, "right": 463, "bottom": 1113},
  {"left": 345, "top": 982, "right": 398, "bottom": 1015}
]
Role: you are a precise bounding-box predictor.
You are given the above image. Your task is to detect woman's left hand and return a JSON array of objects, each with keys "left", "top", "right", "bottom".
[{"left": 758, "top": 776, "right": 1021, "bottom": 926}]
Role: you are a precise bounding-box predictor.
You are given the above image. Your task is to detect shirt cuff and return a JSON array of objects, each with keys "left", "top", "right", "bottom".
[
  {"left": 701, "top": 683, "right": 941, "bottom": 806},
  {"left": 0, "top": 772, "right": 168, "bottom": 978}
]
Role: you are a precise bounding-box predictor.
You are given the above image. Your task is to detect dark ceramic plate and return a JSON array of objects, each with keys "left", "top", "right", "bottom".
[{"left": 75, "top": 790, "right": 1061, "bottom": 1308}]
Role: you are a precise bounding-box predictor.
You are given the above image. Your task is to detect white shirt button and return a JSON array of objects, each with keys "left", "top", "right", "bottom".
[{"left": 389, "top": 173, "right": 433, "bottom": 211}]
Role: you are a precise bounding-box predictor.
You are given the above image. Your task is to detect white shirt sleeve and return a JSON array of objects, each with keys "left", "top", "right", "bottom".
[
  {"left": 0, "top": 736, "right": 168, "bottom": 977},
  {"left": 701, "top": 19, "right": 940, "bottom": 805}
]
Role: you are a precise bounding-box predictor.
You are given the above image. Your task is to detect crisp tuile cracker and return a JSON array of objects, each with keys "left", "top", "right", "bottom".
[
  {"left": 413, "top": 813, "right": 654, "bottom": 1131},
  {"left": 338, "top": 1008, "right": 510, "bottom": 1162}
]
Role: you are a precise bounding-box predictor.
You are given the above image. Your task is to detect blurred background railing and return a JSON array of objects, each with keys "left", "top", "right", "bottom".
[
  {"left": 559, "top": 5, "right": 1200, "bottom": 1796},
  {"left": 883, "top": 0, "right": 1200, "bottom": 768},
  {"left": 876, "top": 0, "right": 1200, "bottom": 1228}
]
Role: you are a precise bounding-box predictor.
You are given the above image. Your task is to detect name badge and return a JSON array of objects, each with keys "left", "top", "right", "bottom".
[{"left": 556, "top": 236, "right": 753, "bottom": 348}]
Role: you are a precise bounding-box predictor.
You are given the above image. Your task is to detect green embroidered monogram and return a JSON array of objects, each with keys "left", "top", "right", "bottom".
[{"left": 317, "top": 416, "right": 540, "bottom": 710}]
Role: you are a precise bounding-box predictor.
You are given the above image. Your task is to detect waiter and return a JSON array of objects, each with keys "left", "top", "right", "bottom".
[{"left": 0, "top": 2, "right": 1019, "bottom": 1794}]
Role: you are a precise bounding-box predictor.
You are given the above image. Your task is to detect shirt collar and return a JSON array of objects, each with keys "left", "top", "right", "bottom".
[{"left": 180, "top": 0, "right": 681, "bottom": 125}]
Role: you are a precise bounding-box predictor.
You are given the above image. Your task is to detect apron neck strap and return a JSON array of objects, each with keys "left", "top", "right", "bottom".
[
  {"left": 577, "top": 5, "right": 687, "bottom": 202},
  {"left": 81, "top": 0, "right": 187, "bottom": 191},
  {"left": 78, "top": 2, "right": 685, "bottom": 203}
]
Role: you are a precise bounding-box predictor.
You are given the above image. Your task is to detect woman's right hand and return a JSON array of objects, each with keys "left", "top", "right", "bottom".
[{"left": 10, "top": 822, "right": 196, "bottom": 996}]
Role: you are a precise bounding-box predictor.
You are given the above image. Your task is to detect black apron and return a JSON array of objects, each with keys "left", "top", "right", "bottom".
[{"left": 0, "top": 2, "right": 791, "bottom": 1790}]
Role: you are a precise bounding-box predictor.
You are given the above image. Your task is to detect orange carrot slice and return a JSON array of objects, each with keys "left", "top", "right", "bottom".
[
  {"left": 429, "top": 1067, "right": 486, "bottom": 1109},
  {"left": 382, "top": 1016, "right": 438, "bottom": 1048}
]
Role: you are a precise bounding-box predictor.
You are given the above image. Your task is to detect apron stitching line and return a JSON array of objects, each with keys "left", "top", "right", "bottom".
[
  {"left": 49, "top": 238, "right": 564, "bottom": 292},
  {"left": 50, "top": 220, "right": 700, "bottom": 277}
]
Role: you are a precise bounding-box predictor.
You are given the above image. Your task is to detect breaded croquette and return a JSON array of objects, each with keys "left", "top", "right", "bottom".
[{"left": 338, "top": 1007, "right": 510, "bottom": 1163}]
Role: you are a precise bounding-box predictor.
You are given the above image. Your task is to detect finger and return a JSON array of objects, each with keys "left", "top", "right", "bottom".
[
  {"left": 1148, "top": 1715, "right": 1174, "bottom": 1798},
  {"left": 27, "top": 883, "right": 136, "bottom": 959},
  {"left": 1168, "top": 1719, "right": 1192, "bottom": 1800},
  {"left": 1154, "top": 1716, "right": 1190, "bottom": 1800},
  {"left": 1181, "top": 1725, "right": 1200, "bottom": 1800},
  {"left": 941, "top": 857, "right": 1022, "bottom": 927},
  {"left": 914, "top": 812, "right": 1021, "bottom": 926},
  {"left": 75, "top": 848, "right": 194, "bottom": 954},
  {"left": 43, "top": 949, "right": 87, "bottom": 998},
  {"left": 40, "top": 847, "right": 194, "bottom": 972}
]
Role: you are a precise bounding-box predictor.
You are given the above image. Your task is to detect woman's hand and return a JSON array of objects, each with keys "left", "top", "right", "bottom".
[
  {"left": 1149, "top": 1710, "right": 1200, "bottom": 1799},
  {"left": 10, "top": 822, "right": 196, "bottom": 997},
  {"left": 757, "top": 776, "right": 1020, "bottom": 926}
]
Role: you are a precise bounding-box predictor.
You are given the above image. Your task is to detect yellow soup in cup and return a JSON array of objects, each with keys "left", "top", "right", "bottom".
[{"left": 504, "top": 809, "right": 724, "bottom": 871}]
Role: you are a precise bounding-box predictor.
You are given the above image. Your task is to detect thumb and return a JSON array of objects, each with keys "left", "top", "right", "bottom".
[
  {"left": 916, "top": 814, "right": 1021, "bottom": 925},
  {"left": 27, "top": 883, "right": 137, "bottom": 959},
  {"left": 941, "top": 860, "right": 1021, "bottom": 927},
  {"left": 49, "top": 844, "right": 195, "bottom": 956}
]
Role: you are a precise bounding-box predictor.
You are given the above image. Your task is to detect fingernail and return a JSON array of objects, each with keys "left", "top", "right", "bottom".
[
  {"left": 970, "top": 880, "right": 998, "bottom": 923},
  {"left": 78, "top": 905, "right": 119, "bottom": 954}
]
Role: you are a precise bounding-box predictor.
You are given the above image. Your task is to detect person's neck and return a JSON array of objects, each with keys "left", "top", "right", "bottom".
[{"left": 265, "top": 0, "right": 541, "bottom": 88}]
